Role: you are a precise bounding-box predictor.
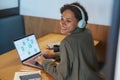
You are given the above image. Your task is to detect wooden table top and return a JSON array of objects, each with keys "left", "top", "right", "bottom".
[{"left": 0, "top": 33, "right": 99, "bottom": 80}]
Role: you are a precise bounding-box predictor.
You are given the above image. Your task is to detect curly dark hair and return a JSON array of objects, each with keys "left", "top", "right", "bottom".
[{"left": 60, "top": 2, "right": 88, "bottom": 24}]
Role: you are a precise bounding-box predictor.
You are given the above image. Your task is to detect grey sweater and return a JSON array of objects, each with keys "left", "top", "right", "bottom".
[{"left": 42, "top": 27, "right": 104, "bottom": 80}]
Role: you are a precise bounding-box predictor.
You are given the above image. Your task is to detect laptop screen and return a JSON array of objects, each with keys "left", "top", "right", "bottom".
[{"left": 13, "top": 34, "right": 41, "bottom": 61}]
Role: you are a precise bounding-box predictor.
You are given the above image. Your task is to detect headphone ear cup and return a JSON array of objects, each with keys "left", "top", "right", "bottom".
[
  {"left": 78, "top": 20, "right": 86, "bottom": 28},
  {"left": 71, "top": 5, "right": 86, "bottom": 28}
]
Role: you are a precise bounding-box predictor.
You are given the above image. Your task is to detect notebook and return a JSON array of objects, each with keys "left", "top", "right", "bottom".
[
  {"left": 14, "top": 71, "right": 41, "bottom": 80},
  {"left": 13, "top": 34, "right": 50, "bottom": 69}
]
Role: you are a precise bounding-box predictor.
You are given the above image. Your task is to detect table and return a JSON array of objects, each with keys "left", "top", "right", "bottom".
[{"left": 0, "top": 33, "right": 99, "bottom": 80}]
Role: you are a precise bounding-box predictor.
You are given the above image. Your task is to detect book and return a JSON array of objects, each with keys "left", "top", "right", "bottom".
[
  {"left": 14, "top": 71, "right": 41, "bottom": 80},
  {"left": 20, "top": 73, "right": 41, "bottom": 80}
]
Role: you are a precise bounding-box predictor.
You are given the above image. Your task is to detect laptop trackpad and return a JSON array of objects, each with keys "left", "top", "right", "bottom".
[{"left": 24, "top": 59, "right": 43, "bottom": 68}]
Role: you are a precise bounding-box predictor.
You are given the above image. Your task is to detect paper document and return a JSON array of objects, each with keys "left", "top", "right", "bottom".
[{"left": 14, "top": 71, "right": 41, "bottom": 80}]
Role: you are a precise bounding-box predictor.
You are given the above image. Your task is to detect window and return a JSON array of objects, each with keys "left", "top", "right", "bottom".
[{"left": 0, "top": 0, "right": 19, "bottom": 18}]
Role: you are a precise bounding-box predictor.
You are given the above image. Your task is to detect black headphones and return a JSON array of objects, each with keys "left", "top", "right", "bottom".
[{"left": 72, "top": 5, "right": 86, "bottom": 28}]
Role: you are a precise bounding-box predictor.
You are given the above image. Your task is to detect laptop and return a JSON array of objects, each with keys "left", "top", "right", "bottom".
[{"left": 13, "top": 34, "right": 51, "bottom": 69}]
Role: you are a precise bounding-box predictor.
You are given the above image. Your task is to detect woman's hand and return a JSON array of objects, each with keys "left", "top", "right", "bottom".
[{"left": 44, "top": 50, "right": 56, "bottom": 58}]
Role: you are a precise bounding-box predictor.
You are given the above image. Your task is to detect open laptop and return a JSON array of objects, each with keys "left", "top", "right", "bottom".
[{"left": 13, "top": 34, "right": 51, "bottom": 69}]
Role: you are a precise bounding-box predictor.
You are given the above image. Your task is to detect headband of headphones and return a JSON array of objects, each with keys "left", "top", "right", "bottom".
[{"left": 71, "top": 5, "right": 86, "bottom": 28}]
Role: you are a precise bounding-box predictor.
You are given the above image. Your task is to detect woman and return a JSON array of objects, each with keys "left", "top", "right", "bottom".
[{"left": 36, "top": 2, "right": 104, "bottom": 80}]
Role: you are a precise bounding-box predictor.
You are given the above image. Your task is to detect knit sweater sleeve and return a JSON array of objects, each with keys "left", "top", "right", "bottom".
[{"left": 42, "top": 40, "right": 71, "bottom": 80}]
